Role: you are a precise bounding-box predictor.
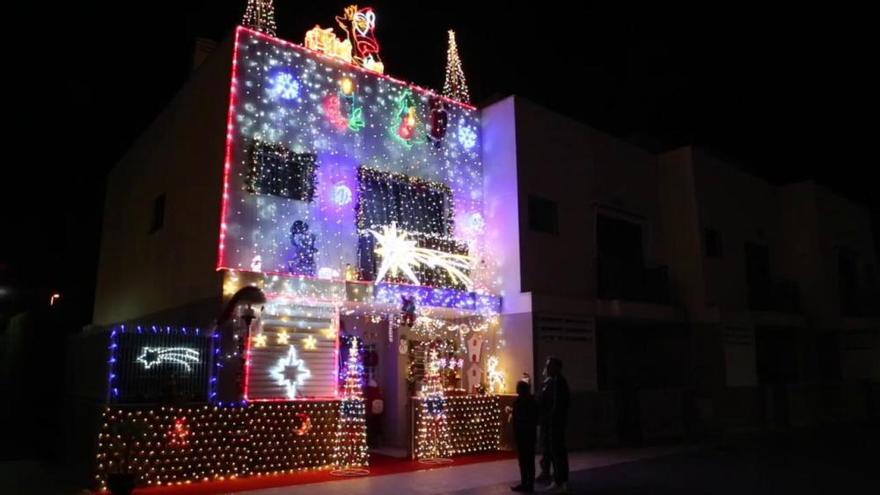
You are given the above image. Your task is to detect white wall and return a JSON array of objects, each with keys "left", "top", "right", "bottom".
[{"left": 482, "top": 96, "right": 534, "bottom": 386}]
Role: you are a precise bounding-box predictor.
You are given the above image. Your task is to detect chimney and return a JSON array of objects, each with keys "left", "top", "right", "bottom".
[{"left": 192, "top": 37, "right": 218, "bottom": 72}]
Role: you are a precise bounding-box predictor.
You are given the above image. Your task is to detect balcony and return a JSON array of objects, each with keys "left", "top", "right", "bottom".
[
  {"left": 597, "top": 256, "right": 671, "bottom": 305},
  {"left": 748, "top": 279, "right": 801, "bottom": 314},
  {"left": 840, "top": 287, "right": 880, "bottom": 317}
]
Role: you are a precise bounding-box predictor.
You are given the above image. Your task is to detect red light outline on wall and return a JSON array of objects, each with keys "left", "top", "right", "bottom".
[{"left": 216, "top": 27, "right": 243, "bottom": 270}]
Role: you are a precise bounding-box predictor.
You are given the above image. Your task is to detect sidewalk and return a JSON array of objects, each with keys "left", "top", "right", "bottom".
[{"left": 237, "top": 444, "right": 696, "bottom": 495}]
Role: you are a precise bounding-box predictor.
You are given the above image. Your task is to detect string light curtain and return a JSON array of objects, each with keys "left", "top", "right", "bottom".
[
  {"left": 356, "top": 166, "right": 454, "bottom": 236},
  {"left": 96, "top": 402, "right": 352, "bottom": 489}
]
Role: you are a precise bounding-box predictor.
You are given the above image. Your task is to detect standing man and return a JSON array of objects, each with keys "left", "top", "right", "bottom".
[{"left": 536, "top": 356, "right": 570, "bottom": 492}]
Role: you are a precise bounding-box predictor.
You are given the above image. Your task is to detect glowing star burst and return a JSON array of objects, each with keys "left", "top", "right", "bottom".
[
  {"left": 321, "top": 327, "right": 338, "bottom": 339},
  {"left": 277, "top": 329, "right": 290, "bottom": 345},
  {"left": 369, "top": 223, "right": 474, "bottom": 289},
  {"left": 270, "top": 345, "right": 312, "bottom": 399},
  {"left": 370, "top": 223, "right": 421, "bottom": 285},
  {"left": 252, "top": 333, "right": 268, "bottom": 348},
  {"left": 136, "top": 347, "right": 200, "bottom": 371},
  {"left": 303, "top": 335, "right": 318, "bottom": 350}
]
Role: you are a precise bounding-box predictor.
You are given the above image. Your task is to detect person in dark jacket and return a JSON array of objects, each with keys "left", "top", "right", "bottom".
[
  {"left": 537, "top": 356, "right": 570, "bottom": 492},
  {"left": 511, "top": 380, "right": 538, "bottom": 492}
]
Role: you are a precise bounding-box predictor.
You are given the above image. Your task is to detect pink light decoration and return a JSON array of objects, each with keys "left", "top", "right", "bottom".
[{"left": 216, "top": 28, "right": 244, "bottom": 269}]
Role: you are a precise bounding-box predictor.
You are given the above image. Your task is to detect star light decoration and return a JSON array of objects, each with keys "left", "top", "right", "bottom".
[
  {"left": 303, "top": 335, "right": 318, "bottom": 350},
  {"left": 253, "top": 333, "right": 268, "bottom": 348},
  {"left": 369, "top": 223, "right": 474, "bottom": 289},
  {"left": 277, "top": 329, "right": 290, "bottom": 345},
  {"left": 270, "top": 345, "right": 312, "bottom": 399}
]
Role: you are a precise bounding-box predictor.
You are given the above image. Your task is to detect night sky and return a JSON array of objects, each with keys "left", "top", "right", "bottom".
[{"left": 3, "top": 1, "right": 874, "bottom": 326}]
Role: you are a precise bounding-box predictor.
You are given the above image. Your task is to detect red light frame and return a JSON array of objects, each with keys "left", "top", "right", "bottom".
[{"left": 242, "top": 301, "right": 342, "bottom": 403}]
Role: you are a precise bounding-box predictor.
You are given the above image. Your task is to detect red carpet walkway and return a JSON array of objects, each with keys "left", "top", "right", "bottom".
[{"left": 128, "top": 451, "right": 516, "bottom": 495}]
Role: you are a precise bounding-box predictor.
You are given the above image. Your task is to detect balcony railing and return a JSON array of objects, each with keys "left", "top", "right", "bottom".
[
  {"left": 748, "top": 279, "right": 801, "bottom": 313},
  {"left": 840, "top": 287, "right": 880, "bottom": 317},
  {"left": 597, "top": 256, "right": 671, "bottom": 305}
]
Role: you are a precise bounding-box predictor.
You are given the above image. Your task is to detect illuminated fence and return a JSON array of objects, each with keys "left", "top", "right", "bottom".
[
  {"left": 95, "top": 401, "right": 350, "bottom": 490},
  {"left": 413, "top": 394, "right": 501, "bottom": 457}
]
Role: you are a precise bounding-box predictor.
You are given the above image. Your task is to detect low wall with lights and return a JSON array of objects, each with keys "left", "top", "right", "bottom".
[
  {"left": 412, "top": 394, "right": 503, "bottom": 458},
  {"left": 95, "top": 401, "right": 357, "bottom": 490}
]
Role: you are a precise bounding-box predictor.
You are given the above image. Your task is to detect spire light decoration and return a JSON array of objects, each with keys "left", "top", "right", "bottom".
[
  {"left": 332, "top": 337, "right": 369, "bottom": 475},
  {"left": 442, "top": 30, "right": 470, "bottom": 104},
  {"left": 241, "top": 0, "right": 277, "bottom": 36},
  {"left": 416, "top": 346, "right": 452, "bottom": 462}
]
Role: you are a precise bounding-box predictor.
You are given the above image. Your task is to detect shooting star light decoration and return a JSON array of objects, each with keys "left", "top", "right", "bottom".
[
  {"left": 369, "top": 223, "right": 473, "bottom": 289},
  {"left": 136, "top": 347, "right": 201, "bottom": 371}
]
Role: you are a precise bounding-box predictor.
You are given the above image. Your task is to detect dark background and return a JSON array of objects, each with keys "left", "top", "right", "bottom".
[{"left": 3, "top": 1, "right": 874, "bottom": 328}]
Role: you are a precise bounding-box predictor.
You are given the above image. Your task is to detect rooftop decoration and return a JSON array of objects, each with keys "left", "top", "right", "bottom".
[
  {"left": 442, "top": 30, "right": 470, "bottom": 104},
  {"left": 241, "top": 0, "right": 277, "bottom": 36},
  {"left": 304, "top": 25, "right": 354, "bottom": 63},
  {"left": 336, "top": 5, "right": 385, "bottom": 73}
]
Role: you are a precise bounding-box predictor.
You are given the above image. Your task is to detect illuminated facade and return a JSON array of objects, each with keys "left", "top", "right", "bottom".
[
  {"left": 83, "top": 13, "right": 879, "bottom": 491},
  {"left": 89, "top": 18, "right": 518, "bottom": 490}
]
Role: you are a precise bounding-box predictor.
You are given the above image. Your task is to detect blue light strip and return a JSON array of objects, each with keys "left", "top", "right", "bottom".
[
  {"left": 210, "top": 331, "right": 221, "bottom": 403},
  {"left": 373, "top": 283, "right": 501, "bottom": 313}
]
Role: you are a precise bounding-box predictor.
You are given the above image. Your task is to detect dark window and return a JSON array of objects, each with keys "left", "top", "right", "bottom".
[
  {"left": 745, "top": 241, "right": 772, "bottom": 310},
  {"left": 528, "top": 195, "right": 558, "bottom": 234},
  {"left": 356, "top": 167, "right": 453, "bottom": 235},
  {"left": 866, "top": 264, "right": 876, "bottom": 288},
  {"left": 597, "top": 214, "right": 655, "bottom": 302},
  {"left": 838, "top": 247, "right": 860, "bottom": 316},
  {"left": 245, "top": 140, "right": 318, "bottom": 202},
  {"left": 149, "top": 193, "right": 165, "bottom": 234},
  {"left": 704, "top": 227, "right": 722, "bottom": 257},
  {"left": 756, "top": 327, "right": 800, "bottom": 384}
]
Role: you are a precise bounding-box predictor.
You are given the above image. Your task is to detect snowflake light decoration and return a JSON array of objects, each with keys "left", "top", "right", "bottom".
[
  {"left": 458, "top": 121, "right": 477, "bottom": 149},
  {"left": 269, "top": 72, "right": 300, "bottom": 100}
]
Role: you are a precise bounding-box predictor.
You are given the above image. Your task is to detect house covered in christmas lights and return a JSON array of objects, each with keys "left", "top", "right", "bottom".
[{"left": 85, "top": 5, "right": 526, "bottom": 491}]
